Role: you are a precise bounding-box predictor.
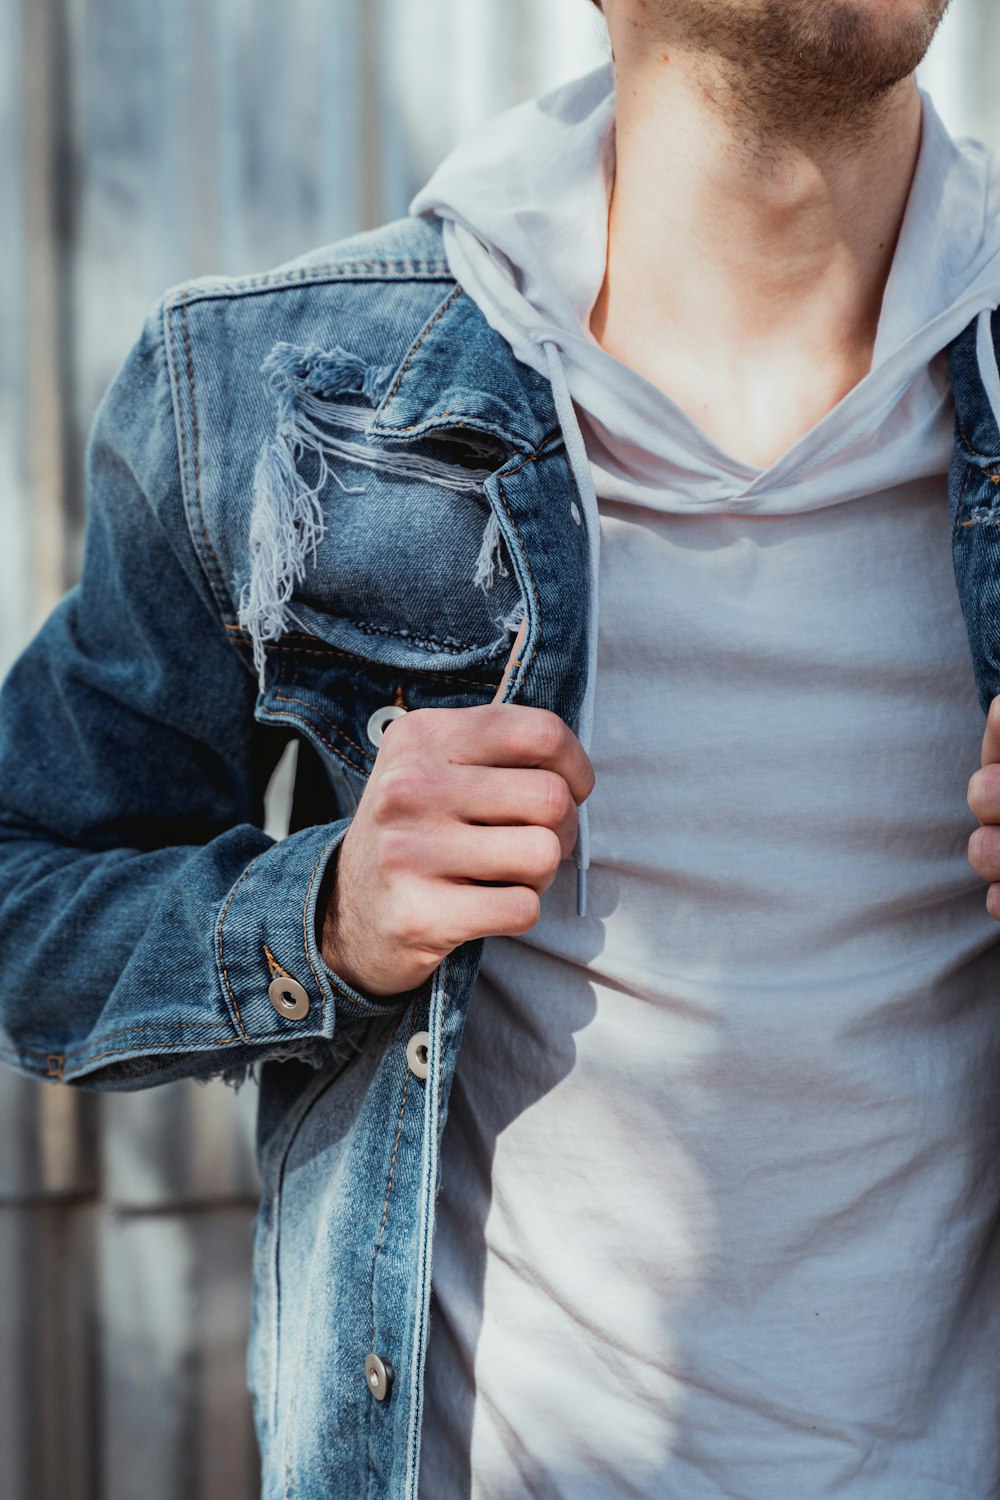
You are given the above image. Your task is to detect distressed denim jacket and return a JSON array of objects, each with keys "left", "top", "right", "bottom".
[{"left": 0, "top": 211, "right": 997, "bottom": 1499}]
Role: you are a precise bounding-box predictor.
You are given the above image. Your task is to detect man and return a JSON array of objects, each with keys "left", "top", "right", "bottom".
[{"left": 3, "top": 0, "right": 1000, "bottom": 1495}]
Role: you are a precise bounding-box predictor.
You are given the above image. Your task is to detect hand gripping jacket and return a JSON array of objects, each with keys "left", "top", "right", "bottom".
[{"left": 0, "top": 212, "right": 996, "bottom": 1499}]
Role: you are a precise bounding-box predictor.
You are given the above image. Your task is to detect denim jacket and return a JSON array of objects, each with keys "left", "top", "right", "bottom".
[{"left": 0, "top": 211, "right": 997, "bottom": 1499}]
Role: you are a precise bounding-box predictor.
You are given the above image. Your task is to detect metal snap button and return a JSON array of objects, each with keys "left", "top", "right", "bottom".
[
  {"left": 406, "top": 1030, "right": 431, "bottom": 1080},
  {"left": 570, "top": 501, "right": 582, "bottom": 525},
  {"left": 367, "top": 704, "right": 407, "bottom": 748},
  {"left": 364, "top": 1351, "right": 394, "bottom": 1402},
  {"left": 267, "top": 975, "right": 310, "bottom": 1021}
]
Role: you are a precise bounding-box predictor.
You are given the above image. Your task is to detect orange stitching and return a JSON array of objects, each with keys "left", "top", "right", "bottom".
[
  {"left": 218, "top": 857, "right": 261, "bottom": 1042},
  {"left": 172, "top": 262, "right": 453, "bottom": 312},
  {"left": 263, "top": 944, "right": 293, "bottom": 980},
  {"left": 64, "top": 1033, "right": 240, "bottom": 1072},
  {"left": 46, "top": 1054, "right": 64, "bottom": 1080},
  {"left": 259, "top": 704, "right": 370, "bottom": 779},
  {"left": 227, "top": 626, "right": 502, "bottom": 688},
  {"left": 273, "top": 691, "right": 371, "bottom": 762},
  {"left": 376, "top": 286, "right": 462, "bottom": 421},
  {"left": 301, "top": 839, "right": 335, "bottom": 1032}
]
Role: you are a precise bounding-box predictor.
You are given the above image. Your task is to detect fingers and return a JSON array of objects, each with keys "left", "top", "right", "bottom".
[
  {"left": 967, "top": 761, "right": 1000, "bottom": 825},
  {"left": 969, "top": 824, "right": 1000, "bottom": 883},
  {"left": 438, "top": 879, "right": 542, "bottom": 941},
  {"left": 382, "top": 821, "right": 565, "bottom": 894},
  {"left": 395, "top": 702, "right": 595, "bottom": 807},
  {"left": 967, "top": 739, "right": 1000, "bottom": 920},
  {"left": 444, "top": 764, "right": 579, "bottom": 857},
  {"left": 983, "top": 695, "right": 1000, "bottom": 769}
]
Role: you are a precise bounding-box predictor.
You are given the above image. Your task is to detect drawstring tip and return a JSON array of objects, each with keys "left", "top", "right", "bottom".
[{"left": 576, "top": 866, "right": 588, "bottom": 919}]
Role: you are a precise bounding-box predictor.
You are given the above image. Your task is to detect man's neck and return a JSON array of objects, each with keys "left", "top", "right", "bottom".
[{"left": 589, "top": 47, "right": 924, "bottom": 468}]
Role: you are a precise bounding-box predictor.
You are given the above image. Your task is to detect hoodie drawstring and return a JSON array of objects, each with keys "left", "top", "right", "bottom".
[{"left": 541, "top": 339, "right": 600, "bottom": 919}]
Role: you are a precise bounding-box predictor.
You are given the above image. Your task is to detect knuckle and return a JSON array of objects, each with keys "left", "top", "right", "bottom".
[
  {"left": 511, "top": 888, "right": 542, "bottom": 932},
  {"left": 377, "top": 827, "right": 418, "bottom": 876},
  {"left": 537, "top": 770, "right": 574, "bottom": 826},
  {"left": 533, "top": 710, "right": 568, "bottom": 761},
  {"left": 989, "top": 696, "right": 1000, "bottom": 733},
  {"left": 371, "top": 766, "right": 429, "bottom": 823},
  {"left": 969, "top": 763, "right": 1000, "bottom": 819},
  {"left": 526, "top": 826, "right": 562, "bottom": 877}
]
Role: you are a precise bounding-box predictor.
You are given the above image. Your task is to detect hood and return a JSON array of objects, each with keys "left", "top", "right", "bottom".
[{"left": 411, "top": 61, "right": 1000, "bottom": 514}]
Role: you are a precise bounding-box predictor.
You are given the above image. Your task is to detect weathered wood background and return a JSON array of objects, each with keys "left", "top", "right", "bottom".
[{"left": 0, "top": 0, "right": 993, "bottom": 1494}]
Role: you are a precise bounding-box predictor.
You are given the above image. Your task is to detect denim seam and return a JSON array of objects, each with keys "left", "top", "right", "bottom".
[
  {"left": 368, "top": 1008, "right": 418, "bottom": 1494},
  {"left": 268, "top": 1053, "right": 368, "bottom": 1497},
  {"left": 227, "top": 624, "right": 505, "bottom": 686},
  {"left": 955, "top": 409, "right": 1000, "bottom": 471},
  {"left": 274, "top": 691, "right": 373, "bottom": 766},
  {"left": 177, "top": 293, "right": 236, "bottom": 619},
  {"left": 218, "top": 857, "right": 261, "bottom": 1042},
  {"left": 281, "top": 647, "right": 501, "bottom": 688},
  {"left": 60, "top": 1033, "right": 242, "bottom": 1076},
  {"left": 372, "top": 286, "right": 463, "bottom": 432},
  {"left": 404, "top": 959, "right": 450, "bottom": 1495},
  {"left": 259, "top": 702, "right": 371, "bottom": 779},
  {"left": 9, "top": 1021, "right": 243, "bottom": 1079},
  {"left": 166, "top": 262, "right": 453, "bottom": 311},
  {"left": 495, "top": 458, "right": 543, "bottom": 685},
  {"left": 300, "top": 838, "right": 333, "bottom": 1033},
  {"left": 351, "top": 618, "right": 493, "bottom": 656}
]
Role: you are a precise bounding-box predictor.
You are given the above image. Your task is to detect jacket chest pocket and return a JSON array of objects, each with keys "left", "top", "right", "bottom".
[{"left": 255, "top": 634, "right": 506, "bottom": 813}]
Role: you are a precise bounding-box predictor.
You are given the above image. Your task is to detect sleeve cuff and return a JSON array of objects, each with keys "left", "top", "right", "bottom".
[{"left": 215, "top": 819, "right": 427, "bottom": 1044}]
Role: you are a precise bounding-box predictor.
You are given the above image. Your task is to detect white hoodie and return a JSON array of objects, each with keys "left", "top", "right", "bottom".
[{"left": 412, "top": 65, "right": 1000, "bottom": 1500}]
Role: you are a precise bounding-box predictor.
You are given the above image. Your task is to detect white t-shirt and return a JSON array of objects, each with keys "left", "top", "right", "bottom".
[{"left": 412, "top": 67, "right": 1000, "bottom": 1498}]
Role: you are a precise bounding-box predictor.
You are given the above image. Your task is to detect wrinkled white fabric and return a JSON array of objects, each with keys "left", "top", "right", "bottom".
[{"left": 413, "top": 64, "right": 1000, "bottom": 1499}]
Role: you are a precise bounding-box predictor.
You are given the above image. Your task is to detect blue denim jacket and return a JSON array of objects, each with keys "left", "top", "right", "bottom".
[{"left": 0, "top": 210, "right": 997, "bottom": 1498}]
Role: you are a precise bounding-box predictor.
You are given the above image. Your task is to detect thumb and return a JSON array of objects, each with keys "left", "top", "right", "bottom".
[
  {"left": 493, "top": 616, "right": 527, "bottom": 705},
  {"left": 982, "top": 696, "right": 1000, "bottom": 768}
]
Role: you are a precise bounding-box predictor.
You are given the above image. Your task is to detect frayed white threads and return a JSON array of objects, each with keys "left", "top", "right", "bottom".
[
  {"left": 240, "top": 341, "right": 498, "bottom": 688},
  {"left": 472, "top": 508, "right": 509, "bottom": 594}
]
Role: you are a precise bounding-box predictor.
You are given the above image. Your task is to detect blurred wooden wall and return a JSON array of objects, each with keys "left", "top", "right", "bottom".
[
  {"left": 1, "top": 0, "right": 991, "bottom": 1495},
  {"left": 0, "top": 1, "right": 603, "bottom": 1495}
]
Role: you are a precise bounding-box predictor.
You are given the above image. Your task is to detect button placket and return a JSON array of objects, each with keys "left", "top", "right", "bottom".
[{"left": 406, "top": 1030, "right": 431, "bottom": 1080}]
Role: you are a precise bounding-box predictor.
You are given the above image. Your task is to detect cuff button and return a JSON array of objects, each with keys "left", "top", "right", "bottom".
[{"left": 267, "top": 975, "right": 310, "bottom": 1021}]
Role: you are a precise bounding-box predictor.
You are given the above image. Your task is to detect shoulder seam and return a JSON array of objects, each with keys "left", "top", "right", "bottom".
[{"left": 163, "top": 260, "right": 455, "bottom": 313}]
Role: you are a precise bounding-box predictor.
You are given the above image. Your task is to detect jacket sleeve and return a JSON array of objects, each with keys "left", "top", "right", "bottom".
[{"left": 0, "top": 299, "right": 389, "bottom": 1090}]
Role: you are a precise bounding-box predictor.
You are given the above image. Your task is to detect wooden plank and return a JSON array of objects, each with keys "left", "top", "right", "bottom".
[
  {"left": 0, "top": 1206, "right": 98, "bottom": 1500},
  {"left": 100, "top": 1210, "right": 260, "bottom": 1500}
]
